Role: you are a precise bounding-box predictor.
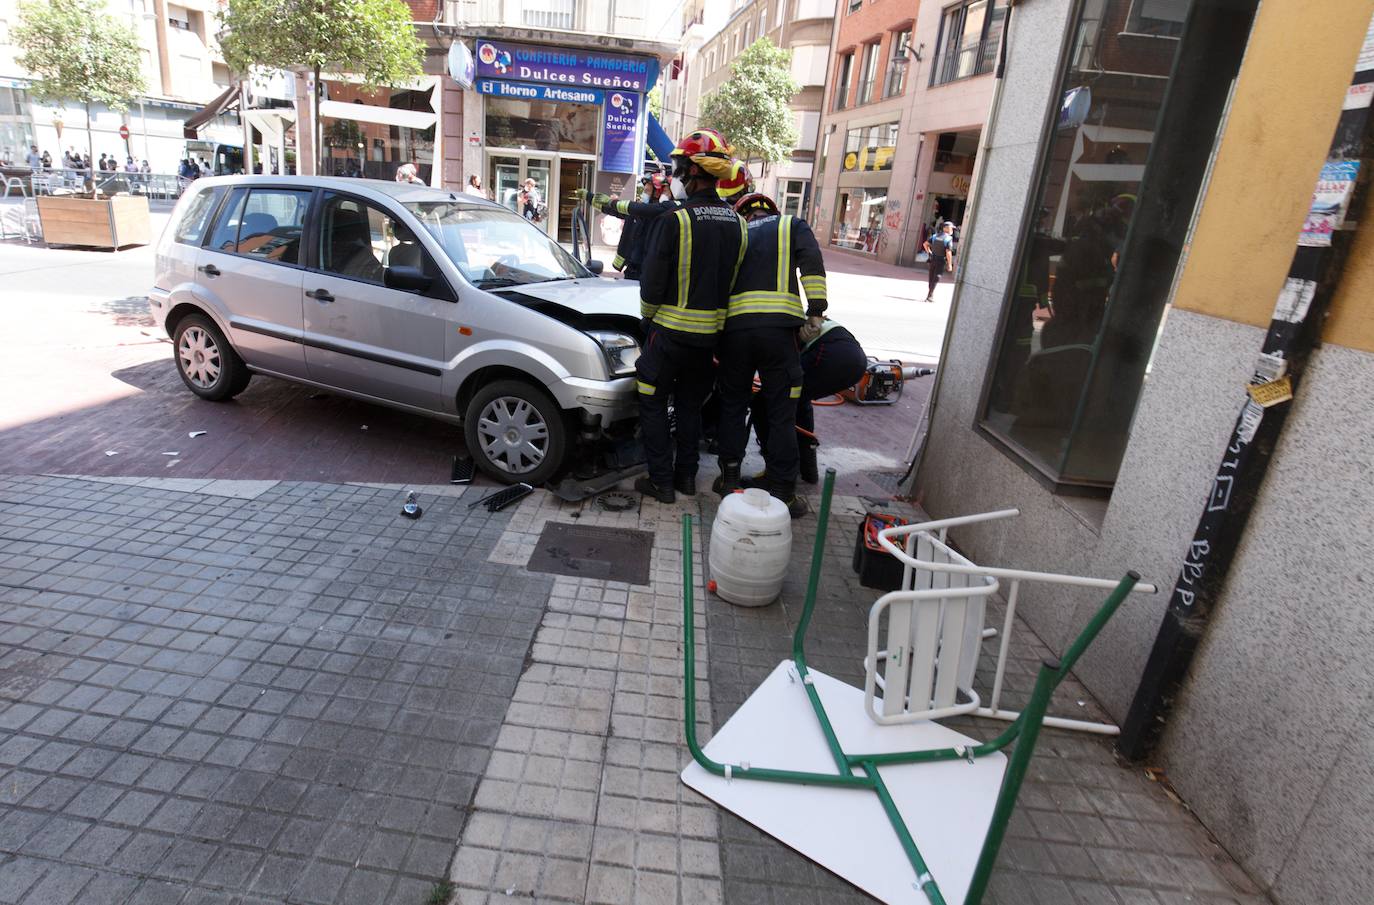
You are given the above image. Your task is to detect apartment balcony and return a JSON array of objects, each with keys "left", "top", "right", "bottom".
[
  {"left": 443, "top": 0, "right": 673, "bottom": 41},
  {"left": 930, "top": 37, "right": 999, "bottom": 87}
]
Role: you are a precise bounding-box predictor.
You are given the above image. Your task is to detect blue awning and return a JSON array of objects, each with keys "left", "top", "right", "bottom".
[{"left": 646, "top": 113, "right": 674, "bottom": 162}]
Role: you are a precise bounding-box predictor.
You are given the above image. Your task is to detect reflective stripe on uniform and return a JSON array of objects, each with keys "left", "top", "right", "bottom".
[
  {"left": 800, "top": 274, "right": 827, "bottom": 303},
  {"left": 616, "top": 200, "right": 631, "bottom": 215},
  {"left": 726, "top": 290, "right": 804, "bottom": 319},
  {"left": 777, "top": 215, "right": 792, "bottom": 292},
  {"left": 654, "top": 304, "right": 724, "bottom": 334},
  {"left": 641, "top": 300, "right": 660, "bottom": 319},
  {"left": 613, "top": 254, "right": 626, "bottom": 269},
  {"left": 733, "top": 216, "right": 748, "bottom": 284},
  {"left": 675, "top": 209, "right": 692, "bottom": 309},
  {"left": 789, "top": 386, "right": 802, "bottom": 399},
  {"left": 637, "top": 380, "right": 656, "bottom": 395}
]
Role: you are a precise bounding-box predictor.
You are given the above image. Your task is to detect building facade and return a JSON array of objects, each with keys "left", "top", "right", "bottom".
[
  {"left": 912, "top": 1, "right": 1374, "bottom": 902},
  {"left": 689, "top": 0, "right": 834, "bottom": 216},
  {"left": 0, "top": 0, "right": 243, "bottom": 172},
  {"left": 811, "top": 0, "right": 1001, "bottom": 265}
]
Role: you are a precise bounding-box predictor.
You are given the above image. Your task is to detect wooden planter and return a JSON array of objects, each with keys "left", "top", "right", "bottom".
[{"left": 37, "top": 194, "right": 151, "bottom": 250}]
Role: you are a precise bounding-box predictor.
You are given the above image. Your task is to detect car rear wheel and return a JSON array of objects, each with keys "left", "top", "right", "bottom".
[
  {"left": 464, "top": 379, "right": 567, "bottom": 486},
  {"left": 173, "top": 313, "right": 250, "bottom": 401}
]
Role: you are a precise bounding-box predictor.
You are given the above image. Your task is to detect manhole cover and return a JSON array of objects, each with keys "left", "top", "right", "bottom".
[{"left": 527, "top": 522, "right": 654, "bottom": 585}]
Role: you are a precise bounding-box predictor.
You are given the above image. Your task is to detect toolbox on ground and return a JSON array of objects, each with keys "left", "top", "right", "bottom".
[{"left": 852, "top": 512, "right": 910, "bottom": 591}]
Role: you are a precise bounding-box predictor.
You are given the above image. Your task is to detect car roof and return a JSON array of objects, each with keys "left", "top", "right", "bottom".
[{"left": 188, "top": 175, "right": 503, "bottom": 209}]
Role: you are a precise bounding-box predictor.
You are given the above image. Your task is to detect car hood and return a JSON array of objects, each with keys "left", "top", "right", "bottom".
[{"left": 500, "top": 279, "right": 641, "bottom": 319}]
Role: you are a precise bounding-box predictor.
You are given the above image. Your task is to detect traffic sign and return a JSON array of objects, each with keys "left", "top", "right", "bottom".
[{"left": 118, "top": 124, "right": 130, "bottom": 140}]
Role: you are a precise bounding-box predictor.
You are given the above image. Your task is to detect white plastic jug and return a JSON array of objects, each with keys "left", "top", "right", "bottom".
[{"left": 709, "top": 488, "right": 793, "bottom": 607}]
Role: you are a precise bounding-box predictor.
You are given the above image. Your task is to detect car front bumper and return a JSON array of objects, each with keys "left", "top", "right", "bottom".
[{"left": 551, "top": 375, "right": 638, "bottom": 426}]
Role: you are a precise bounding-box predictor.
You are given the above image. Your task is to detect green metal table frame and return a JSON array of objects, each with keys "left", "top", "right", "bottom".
[{"left": 682, "top": 469, "right": 1140, "bottom": 905}]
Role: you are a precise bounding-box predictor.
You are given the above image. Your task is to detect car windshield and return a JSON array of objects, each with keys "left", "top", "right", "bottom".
[{"left": 403, "top": 201, "right": 590, "bottom": 288}]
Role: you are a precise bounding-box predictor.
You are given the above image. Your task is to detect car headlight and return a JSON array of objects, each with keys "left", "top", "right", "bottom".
[{"left": 586, "top": 330, "right": 640, "bottom": 377}]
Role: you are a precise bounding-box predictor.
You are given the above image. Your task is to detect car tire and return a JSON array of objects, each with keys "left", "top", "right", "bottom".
[
  {"left": 172, "top": 313, "right": 251, "bottom": 401},
  {"left": 464, "top": 379, "right": 567, "bottom": 486}
]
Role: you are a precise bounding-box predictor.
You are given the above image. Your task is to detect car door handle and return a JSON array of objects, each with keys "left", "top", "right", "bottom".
[
  {"left": 198, "top": 264, "right": 220, "bottom": 277},
  {"left": 306, "top": 289, "right": 335, "bottom": 303}
]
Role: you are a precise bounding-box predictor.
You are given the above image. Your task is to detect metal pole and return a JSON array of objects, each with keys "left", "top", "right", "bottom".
[
  {"left": 241, "top": 80, "right": 253, "bottom": 175},
  {"left": 1119, "top": 12, "right": 1374, "bottom": 761}
]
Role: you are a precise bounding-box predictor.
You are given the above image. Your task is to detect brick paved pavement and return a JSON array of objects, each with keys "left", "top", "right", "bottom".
[{"left": 0, "top": 475, "right": 548, "bottom": 904}]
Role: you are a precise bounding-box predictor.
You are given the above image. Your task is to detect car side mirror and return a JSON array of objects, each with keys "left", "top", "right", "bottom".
[
  {"left": 586, "top": 259, "right": 605, "bottom": 276},
  {"left": 385, "top": 264, "right": 432, "bottom": 293}
]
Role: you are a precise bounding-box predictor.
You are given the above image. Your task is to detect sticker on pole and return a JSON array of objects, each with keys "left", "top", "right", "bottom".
[
  {"left": 1300, "top": 160, "right": 1360, "bottom": 247},
  {"left": 1238, "top": 400, "right": 1264, "bottom": 444},
  {"left": 1271, "top": 278, "right": 1317, "bottom": 324},
  {"left": 1246, "top": 375, "right": 1293, "bottom": 408}
]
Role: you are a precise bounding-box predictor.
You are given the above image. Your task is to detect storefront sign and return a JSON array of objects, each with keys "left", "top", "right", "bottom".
[
  {"left": 475, "top": 39, "right": 656, "bottom": 93},
  {"left": 600, "top": 91, "right": 642, "bottom": 174},
  {"left": 476, "top": 79, "right": 603, "bottom": 105}
]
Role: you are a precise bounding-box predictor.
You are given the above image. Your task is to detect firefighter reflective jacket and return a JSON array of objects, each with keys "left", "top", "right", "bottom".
[
  {"left": 724, "top": 214, "right": 828, "bottom": 330},
  {"left": 638, "top": 192, "right": 748, "bottom": 347},
  {"left": 600, "top": 197, "right": 678, "bottom": 274}
]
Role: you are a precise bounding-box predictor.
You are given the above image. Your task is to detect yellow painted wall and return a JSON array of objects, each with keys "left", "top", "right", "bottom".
[{"left": 1171, "top": 0, "right": 1374, "bottom": 353}]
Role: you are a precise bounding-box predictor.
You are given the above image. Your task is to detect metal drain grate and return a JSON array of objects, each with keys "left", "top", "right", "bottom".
[
  {"left": 526, "top": 522, "right": 654, "bottom": 585},
  {"left": 595, "top": 491, "right": 637, "bottom": 512}
]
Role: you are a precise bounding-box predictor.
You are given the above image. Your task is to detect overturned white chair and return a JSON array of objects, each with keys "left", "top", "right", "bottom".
[
  {"left": 681, "top": 476, "right": 1153, "bottom": 904},
  {"left": 869, "top": 508, "right": 1156, "bottom": 734}
]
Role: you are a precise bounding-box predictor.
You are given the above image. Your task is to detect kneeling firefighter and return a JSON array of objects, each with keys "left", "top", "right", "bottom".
[
  {"left": 713, "top": 191, "right": 828, "bottom": 518},
  {"left": 633, "top": 129, "right": 749, "bottom": 503}
]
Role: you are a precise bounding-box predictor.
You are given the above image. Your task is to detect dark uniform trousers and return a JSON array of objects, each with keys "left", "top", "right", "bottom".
[
  {"left": 717, "top": 326, "right": 804, "bottom": 486},
  {"left": 753, "top": 325, "right": 867, "bottom": 450},
  {"left": 635, "top": 326, "right": 714, "bottom": 487}
]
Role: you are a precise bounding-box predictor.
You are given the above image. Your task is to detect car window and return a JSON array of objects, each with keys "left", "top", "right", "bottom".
[
  {"left": 204, "top": 187, "right": 309, "bottom": 265},
  {"left": 173, "top": 187, "right": 218, "bottom": 245},
  {"left": 318, "top": 192, "right": 439, "bottom": 286},
  {"left": 403, "top": 200, "right": 590, "bottom": 287},
  {"left": 237, "top": 190, "right": 310, "bottom": 264},
  {"left": 206, "top": 188, "right": 246, "bottom": 253}
]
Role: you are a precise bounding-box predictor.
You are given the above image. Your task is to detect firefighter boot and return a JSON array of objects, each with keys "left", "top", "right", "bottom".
[
  {"left": 771, "top": 480, "right": 811, "bottom": 519},
  {"left": 634, "top": 476, "right": 676, "bottom": 504},
  {"left": 673, "top": 470, "right": 697, "bottom": 497},
  {"left": 712, "top": 461, "right": 742, "bottom": 497}
]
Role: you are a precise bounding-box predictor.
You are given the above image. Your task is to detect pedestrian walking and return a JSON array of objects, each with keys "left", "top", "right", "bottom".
[
  {"left": 923, "top": 220, "right": 956, "bottom": 302},
  {"left": 25, "top": 144, "right": 42, "bottom": 170},
  {"left": 633, "top": 129, "right": 747, "bottom": 503},
  {"left": 713, "top": 190, "right": 828, "bottom": 518},
  {"left": 519, "top": 177, "right": 543, "bottom": 222}
]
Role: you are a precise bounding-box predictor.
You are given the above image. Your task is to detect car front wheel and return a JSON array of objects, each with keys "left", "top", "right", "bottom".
[
  {"left": 464, "top": 379, "right": 567, "bottom": 486},
  {"left": 172, "top": 313, "right": 251, "bottom": 401}
]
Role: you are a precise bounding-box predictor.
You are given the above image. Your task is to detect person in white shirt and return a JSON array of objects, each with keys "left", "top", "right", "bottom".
[{"left": 465, "top": 174, "right": 485, "bottom": 197}]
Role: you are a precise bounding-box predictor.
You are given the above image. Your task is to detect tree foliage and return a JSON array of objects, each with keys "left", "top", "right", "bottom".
[
  {"left": 699, "top": 38, "right": 800, "bottom": 170},
  {"left": 13, "top": 0, "right": 145, "bottom": 113},
  {"left": 219, "top": 0, "right": 424, "bottom": 89}
]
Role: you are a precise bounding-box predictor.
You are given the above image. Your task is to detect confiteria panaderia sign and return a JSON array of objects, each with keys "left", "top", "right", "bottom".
[{"left": 474, "top": 39, "right": 655, "bottom": 93}]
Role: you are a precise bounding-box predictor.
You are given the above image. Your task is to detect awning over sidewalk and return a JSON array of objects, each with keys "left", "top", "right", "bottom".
[{"left": 183, "top": 84, "right": 239, "bottom": 138}]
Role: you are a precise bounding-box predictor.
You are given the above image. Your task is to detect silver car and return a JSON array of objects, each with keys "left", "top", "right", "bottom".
[{"left": 150, "top": 176, "right": 642, "bottom": 485}]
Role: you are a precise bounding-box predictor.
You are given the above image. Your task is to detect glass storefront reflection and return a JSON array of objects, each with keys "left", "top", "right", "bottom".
[{"left": 485, "top": 96, "right": 598, "bottom": 154}]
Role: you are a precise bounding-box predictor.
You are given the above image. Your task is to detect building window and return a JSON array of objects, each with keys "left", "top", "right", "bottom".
[
  {"left": 780, "top": 179, "right": 808, "bottom": 217},
  {"left": 884, "top": 29, "right": 911, "bottom": 97},
  {"left": 832, "top": 187, "right": 887, "bottom": 253},
  {"left": 856, "top": 41, "right": 881, "bottom": 105},
  {"left": 931, "top": 0, "right": 1005, "bottom": 86},
  {"left": 759, "top": 10, "right": 767, "bottom": 37},
  {"left": 1127, "top": 0, "right": 1187, "bottom": 36},
  {"left": 833, "top": 53, "right": 853, "bottom": 110},
  {"left": 707, "top": 49, "right": 716, "bottom": 71},
  {"left": 847, "top": 0, "right": 863, "bottom": 12},
  {"left": 840, "top": 121, "right": 898, "bottom": 172},
  {"left": 523, "top": 0, "right": 577, "bottom": 30},
  {"left": 776, "top": 0, "right": 786, "bottom": 27},
  {"left": 979, "top": 0, "right": 1257, "bottom": 488}
]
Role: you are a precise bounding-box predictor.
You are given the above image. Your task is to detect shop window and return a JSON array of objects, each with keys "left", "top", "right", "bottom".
[
  {"left": 931, "top": 0, "right": 1005, "bottom": 86},
  {"left": 484, "top": 96, "right": 598, "bottom": 155},
  {"left": 834, "top": 53, "right": 853, "bottom": 110},
  {"left": 857, "top": 41, "right": 881, "bottom": 105},
  {"left": 884, "top": 30, "right": 911, "bottom": 97},
  {"left": 979, "top": 0, "right": 1258, "bottom": 488},
  {"left": 832, "top": 187, "right": 887, "bottom": 254},
  {"left": 841, "top": 121, "right": 899, "bottom": 172}
]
